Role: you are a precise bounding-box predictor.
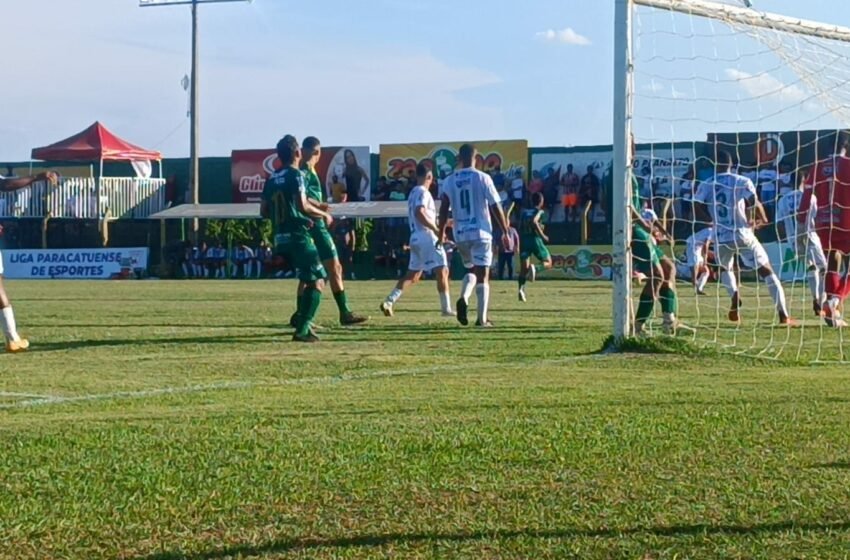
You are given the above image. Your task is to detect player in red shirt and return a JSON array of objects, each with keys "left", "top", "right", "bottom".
[{"left": 799, "top": 132, "right": 850, "bottom": 327}]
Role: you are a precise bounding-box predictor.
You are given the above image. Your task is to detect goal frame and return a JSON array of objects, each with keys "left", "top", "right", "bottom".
[{"left": 611, "top": 0, "right": 850, "bottom": 342}]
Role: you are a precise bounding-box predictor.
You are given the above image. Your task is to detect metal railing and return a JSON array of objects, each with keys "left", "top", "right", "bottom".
[{"left": 0, "top": 177, "right": 167, "bottom": 219}]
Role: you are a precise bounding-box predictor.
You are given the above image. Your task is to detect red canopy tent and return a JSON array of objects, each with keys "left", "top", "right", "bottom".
[{"left": 31, "top": 121, "right": 162, "bottom": 163}]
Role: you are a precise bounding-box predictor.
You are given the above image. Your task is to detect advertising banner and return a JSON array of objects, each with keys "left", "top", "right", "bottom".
[
  {"left": 379, "top": 140, "right": 528, "bottom": 184},
  {"left": 231, "top": 146, "right": 371, "bottom": 204},
  {"left": 530, "top": 245, "right": 613, "bottom": 280},
  {"left": 1, "top": 248, "right": 148, "bottom": 279}
]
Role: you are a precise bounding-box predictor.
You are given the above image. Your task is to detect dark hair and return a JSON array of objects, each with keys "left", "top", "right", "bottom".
[
  {"left": 817, "top": 130, "right": 850, "bottom": 159},
  {"left": 416, "top": 162, "right": 430, "bottom": 179},
  {"left": 716, "top": 150, "right": 734, "bottom": 168},
  {"left": 302, "top": 136, "right": 321, "bottom": 151},
  {"left": 531, "top": 192, "right": 544, "bottom": 207},
  {"left": 276, "top": 135, "right": 299, "bottom": 165},
  {"left": 459, "top": 143, "right": 476, "bottom": 166}
]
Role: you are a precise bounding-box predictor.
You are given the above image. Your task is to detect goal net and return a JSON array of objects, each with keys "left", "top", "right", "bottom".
[{"left": 616, "top": 0, "right": 850, "bottom": 361}]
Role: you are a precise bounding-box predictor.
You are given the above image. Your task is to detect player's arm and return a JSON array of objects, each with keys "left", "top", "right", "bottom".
[
  {"left": 0, "top": 171, "right": 58, "bottom": 192},
  {"left": 294, "top": 178, "right": 333, "bottom": 228},
  {"left": 437, "top": 193, "right": 451, "bottom": 243},
  {"left": 483, "top": 175, "right": 510, "bottom": 238},
  {"left": 630, "top": 206, "right": 653, "bottom": 232},
  {"left": 415, "top": 206, "right": 440, "bottom": 237},
  {"left": 532, "top": 212, "right": 549, "bottom": 243}
]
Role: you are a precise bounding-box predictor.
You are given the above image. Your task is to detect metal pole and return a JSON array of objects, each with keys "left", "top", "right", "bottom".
[
  {"left": 190, "top": 0, "right": 200, "bottom": 238},
  {"left": 612, "top": 0, "right": 634, "bottom": 342}
]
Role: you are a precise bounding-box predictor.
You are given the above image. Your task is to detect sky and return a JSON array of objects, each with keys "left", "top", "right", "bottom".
[{"left": 3, "top": 0, "right": 850, "bottom": 161}]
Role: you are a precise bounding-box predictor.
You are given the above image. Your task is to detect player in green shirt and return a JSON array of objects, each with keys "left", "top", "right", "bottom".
[
  {"left": 517, "top": 192, "right": 553, "bottom": 302},
  {"left": 290, "top": 136, "right": 367, "bottom": 328},
  {"left": 261, "top": 135, "right": 334, "bottom": 343}
]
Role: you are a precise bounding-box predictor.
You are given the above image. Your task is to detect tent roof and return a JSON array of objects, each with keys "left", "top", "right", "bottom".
[
  {"left": 149, "top": 201, "right": 417, "bottom": 220},
  {"left": 31, "top": 122, "right": 162, "bottom": 162}
]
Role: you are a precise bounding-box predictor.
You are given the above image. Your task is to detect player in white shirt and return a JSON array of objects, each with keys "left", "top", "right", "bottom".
[
  {"left": 381, "top": 163, "right": 453, "bottom": 317},
  {"left": 685, "top": 226, "right": 713, "bottom": 295},
  {"left": 693, "top": 151, "right": 794, "bottom": 325},
  {"left": 776, "top": 178, "right": 828, "bottom": 316},
  {"left": 0, "top": 170, "right": 58, "bottom": 352},
  {"left": 438, "top": 144, "right": 510, "bottom": 327}
]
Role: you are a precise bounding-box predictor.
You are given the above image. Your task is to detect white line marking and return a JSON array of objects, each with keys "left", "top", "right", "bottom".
[
  {"left": 0, "top": 391, "right": 56, "bottom": 399},
  {"left": 0, "top": 355, "right": 603, "bottom": 411}
]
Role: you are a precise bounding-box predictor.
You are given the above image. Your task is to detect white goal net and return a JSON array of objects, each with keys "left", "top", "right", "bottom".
[{"left": 617, "top": 0, "right": 850, "bottom": 361}]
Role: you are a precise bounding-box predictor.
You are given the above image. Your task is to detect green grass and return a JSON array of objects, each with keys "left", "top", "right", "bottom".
[{"left": 2, "top": 278, "right": 850, "bottom": 559}]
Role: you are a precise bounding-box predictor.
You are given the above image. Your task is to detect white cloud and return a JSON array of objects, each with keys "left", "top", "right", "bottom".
[
  {"left": 535, "top": 27, "right": 591, "bottom": 46},
  {"left": 724, "top": 68, "right": 809, "bottom": 104}
]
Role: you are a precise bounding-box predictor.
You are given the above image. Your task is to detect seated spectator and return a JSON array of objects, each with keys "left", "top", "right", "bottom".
[
  {"left": 232, "top": 243, "right": 254, "bottom": 278},
  {"left": 192, "top": 242, "right": 207, "bottom": 278}
]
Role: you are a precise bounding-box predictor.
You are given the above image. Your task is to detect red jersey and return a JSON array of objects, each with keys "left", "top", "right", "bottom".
[{"left": 800, "top": 155, "right": 850, "bottom": 251}]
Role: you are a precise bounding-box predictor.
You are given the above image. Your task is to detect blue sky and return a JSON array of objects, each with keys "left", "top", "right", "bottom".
[{"left": 3, "top": 0, "right": 849, "bottom": 161}]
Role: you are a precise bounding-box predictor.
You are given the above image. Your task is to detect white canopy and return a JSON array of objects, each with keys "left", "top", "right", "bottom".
[{"left": 148, "top": 201, "right": 427, "bottom": 220}]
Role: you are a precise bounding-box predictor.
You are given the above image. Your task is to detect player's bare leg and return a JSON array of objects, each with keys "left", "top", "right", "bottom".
[
  {"left": 756, "top": 264, "right": 795, "bottom": 326},
  {"left": 518, "top": 258, "right": 530, "bottom": 302},
  {"left": 381, "top": 270, "right": 423, "bottom": 317},
  {"left": 326, "top": 258, "right": 367, "bottom": 325},
  {"left": 435, "top": 266, "right": 454, "bottom": 316},
  {"left": 0, "top": 277, "right": 28, "bottom": 353}
]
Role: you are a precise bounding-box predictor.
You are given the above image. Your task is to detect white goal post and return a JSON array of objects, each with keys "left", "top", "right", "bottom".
[{"left": 611, "top": 0, "right": 850, "bottom": 343}]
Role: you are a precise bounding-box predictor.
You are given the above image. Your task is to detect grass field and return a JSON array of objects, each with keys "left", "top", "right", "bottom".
[{"left": 2, "top": 278, "right": 850, "bottom": 559}]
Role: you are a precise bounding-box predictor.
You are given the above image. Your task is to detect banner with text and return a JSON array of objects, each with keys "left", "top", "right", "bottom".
[
  {"left": 231, "top": 146, "right": 371, "bottom": 204},
  {"left": 530, "top": 245, "right": 613, "bottom": 280},
  {"left": 2, "top": 248, "right": 149, "bottom": 279},
  {"left": 379, "top": 140, "right": 528, "bottom": 185}
]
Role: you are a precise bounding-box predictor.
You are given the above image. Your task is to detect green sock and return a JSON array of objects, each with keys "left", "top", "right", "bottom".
[
  {"left": 636, "top": 295, "right": 655, "bottom": 324},
  {"left": 294, "top": 290, "right": 306, "bottom": 322},
  {"left": 297, "top": 287, "right": 322, "bottom": 336},
  {"left": 659, "top": 286, "right": 678, "bottom": 315},
  {"left": 333, "top": 290, "right": 352, "bottom": 317}
]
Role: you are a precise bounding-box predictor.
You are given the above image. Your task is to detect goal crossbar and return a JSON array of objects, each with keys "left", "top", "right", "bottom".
[{"left": 635, "top": 0, "right": 850, "bottom": 43}]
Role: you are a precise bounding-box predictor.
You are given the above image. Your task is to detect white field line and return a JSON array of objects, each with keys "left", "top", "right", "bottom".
[
  {"left": 0, "top": 355, "right": 602, "bottom": 411},
  {"left": 0, "top": 391, "right": 56, "bottom": 399}
]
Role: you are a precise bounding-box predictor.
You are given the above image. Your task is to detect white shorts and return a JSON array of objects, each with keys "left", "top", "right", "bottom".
[
  {"left": 408, "top": 232, "right": 447, "bottom": 272},
  {"left": 795, "top": 234, "right": 828, "bottom": 270},
  {"left": 716, "top": 231, "right": 770, "bottom": 272},
  {"left": 686, "top": 243, "right": 707, "bottom": 268},
  {"left": 456, "top": 239, "right": 493, "bottom": 268}
]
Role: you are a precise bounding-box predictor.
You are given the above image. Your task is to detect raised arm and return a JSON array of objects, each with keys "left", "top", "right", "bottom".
[{"left": 0, "top": 171, "right": 58, "bottom": 192}]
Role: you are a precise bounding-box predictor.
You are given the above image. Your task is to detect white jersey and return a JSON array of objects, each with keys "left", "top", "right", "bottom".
[
  {"left": 407, "top": 185, "right": 437, "bottom": 236},
  {"left": 694, "top": 172, "right": 757, "bottom": 244},
  {"left": 776, "top": 189, "right": 817, "bottom": 242},
  {"left": 441, "top": 167, "right": 500, "bottom": 243}
]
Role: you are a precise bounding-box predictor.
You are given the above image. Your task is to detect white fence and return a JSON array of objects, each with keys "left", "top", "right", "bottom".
[{"left": 0, "top": 177, "right": 167, "bottom": 219}]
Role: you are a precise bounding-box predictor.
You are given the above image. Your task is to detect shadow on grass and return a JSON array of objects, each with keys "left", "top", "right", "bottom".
[
  {"left": 29, "top": 333, "right": 284, "bottom": 353},
  {"left": 133, "top": 520, "right": 850, "bottom": 560},
  {"left": 807, "top": 461, "right": 850, "bottom": 469}
]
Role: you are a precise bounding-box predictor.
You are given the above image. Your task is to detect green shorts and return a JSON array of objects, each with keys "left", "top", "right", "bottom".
[
  {"left": 631, "top": 227, "right": 662, "bottom": 275},
  {"left": 311, "top": 226, "right": 338, "bottom": 262},
  {"left": 520, "top": 236, "right": 551, "bottom": 262},
  {"left": 274, "top": 233, "right": 328, "bottom": 283}
]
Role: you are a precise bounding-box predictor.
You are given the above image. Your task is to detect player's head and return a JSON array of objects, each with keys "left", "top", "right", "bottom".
[
  {"left": 302, "top": 136, "right": 321, "bottom": 166},
  {"left": 567, "top": 163, "right": 573, "bottom": 173},
  {"left": 818, "top": 131, "right": 850, "bottom": 158},
  {"left": 276, "top": 135, "right": 301, "bottom": 167},
  {"left": 416, "top": 162, "right": 433, "bottom": 187},
  {"left": 459, "top": 143, "right": 477, "bottom": 168},
  {"left": 531, "top": 191, "right": 544, "bottom": 209},
  {"left": 716, "top": 150, "right": 735, "bottom": 171}
]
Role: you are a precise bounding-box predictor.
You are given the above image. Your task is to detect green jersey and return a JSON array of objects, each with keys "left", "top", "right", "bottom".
[
  {"left": 262, "top": 167, "right": 311, "bottom": 235},
  {"left": 301, "top": 164, "right": 324, "bottom": 204},
  {"left": 519, "top": 208, "right": 544, "bottom": 240}
]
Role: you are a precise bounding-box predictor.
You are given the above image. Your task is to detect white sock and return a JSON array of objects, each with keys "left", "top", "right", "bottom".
[
  {"left": 386, "top": 288, "right": 403, "bottom": 305},
  {"left": 807, "top": 268, "right": 821, "bottom": 304},
  {"left": 439, "top": 291, "right": 452, "bottom": 313},
  {"left": 475, "top": 283, "right": 490, "bottom": 323},
  {"left": 765, "top": 273, "right": 789, "bottom": 317},
  {"left": 721, "top": 270, "right": 737, "bottom": 298},
  {"left": 1, "top": 307, "right": 20, "bottom": 342},
  {"left": 461, "top": 273, "right": 477, "bottom": 303},
  {"left": 696, "top": 271, "right": 710, "bottom": 293}
]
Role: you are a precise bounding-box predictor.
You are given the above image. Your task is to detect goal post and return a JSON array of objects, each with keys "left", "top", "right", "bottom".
[{"left": 612, "top": 0, "right": 850, "bottom": 359}]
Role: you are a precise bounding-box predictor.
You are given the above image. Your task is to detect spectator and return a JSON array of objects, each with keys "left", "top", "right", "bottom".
[
  {"left": 528, "top": 170, "right": 544, "bottom": 195},
  {"left": 232, "top": 243, "right": 254, "bottom": 278},
  {"left": 675, "top": 165, "right": 696, "bottom": 222},
  {"left": 492, "top": 165, "right": 506, "bottom": 193},
  {"left": 374, "top": 176, "right": 390, "bottom": 201},
  {"left": 333, "top": 218, "right": 356, "bottom": 279},
  {"left": 343, "top": 149, "right": 370, "bottom": 202},
  {"left": 561, "top": 163, "right": 580, "bottom": 223},
  {"left": 497, "top": 219, "right": 520, "bottom": 280},
  {"left": 254, "top": 240, "right": 272, "bottom": 278},
  {"left": 389, "top": 180, "right": 406, "bottom": 201},
  {"left": 181, "top": 241, "right": 193, "bottom": 278},
  {"left": 542, "top": 168, "right": 560, "bottom": 222},
  {"left": 510, "top": 171, "right": 525, "bottom": 207},
  {"left": 192, "top": 241, "right": 207, "bottom": 278}
]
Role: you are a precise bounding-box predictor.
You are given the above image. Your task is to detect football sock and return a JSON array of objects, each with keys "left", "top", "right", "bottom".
[
  {"left": 298, "top": 287, "right": 322, "bottom": 337},
  {"left": 386, "top": 288, "right": 403, "bottom": 305},
  {"left": 461, "top": 273, "right": 477, "bottom": 303},
  {"left": 475, "top": 283, "right": 490, "bottom": 324},
  {"left": 518, "top": 274, "right": 527, "bottom": 288},
  {"left": 636, "top": 294, "right": 654, "bottom": 324},
  {"left": 765, "top": 273, "right": 789, "bottom": 317},
  {"left": 721, "top": 270, "right": 738, "bottom": 298},
  {"left": 696, "top": 271, "right": 710, "bottom": 293},
  {"left": 659, "top": 285, "right": 678, "bottom": 315},
  {"left": 333, "top": 290, "right": 352, "bottom": 317},
  {"left": 807, "top": 267, "right": 822, "bottom": 304},
  {"left": 1, "top": 306, "right": 20, "bottom": 342},
  {"left": 439, "top": 291, "right": 452, "bottom": 314}
]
